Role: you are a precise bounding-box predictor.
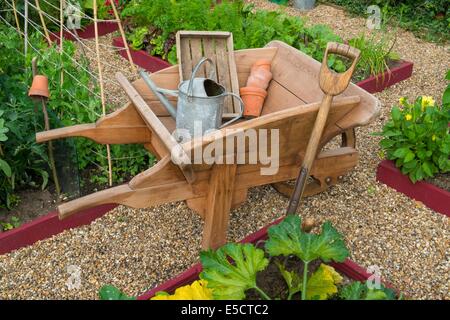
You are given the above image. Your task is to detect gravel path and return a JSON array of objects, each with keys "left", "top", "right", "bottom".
[{"left": 0, "top": 3, "right": 449, "bottom": 300}]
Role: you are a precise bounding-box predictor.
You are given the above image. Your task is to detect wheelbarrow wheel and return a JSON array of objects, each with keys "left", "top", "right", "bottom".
[{"left": 271, "top": 128, "right": 356, "bottom": 198}]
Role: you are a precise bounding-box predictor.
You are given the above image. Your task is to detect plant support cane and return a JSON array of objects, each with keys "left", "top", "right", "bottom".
[
  {"left": 29, "top": 57, "right": 61, "bottom": 197},
  {"left": 286, "top": 42, "right": 360, "bottom": 215}
]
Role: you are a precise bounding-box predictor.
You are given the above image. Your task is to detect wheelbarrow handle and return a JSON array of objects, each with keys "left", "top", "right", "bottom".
[{"left": 319, "top": 42, "right": 361, "bottom": 96}]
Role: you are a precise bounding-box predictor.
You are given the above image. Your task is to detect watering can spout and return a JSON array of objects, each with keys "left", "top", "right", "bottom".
[{"left": 139, "top": 69, "right": 178, "bottom": 119}]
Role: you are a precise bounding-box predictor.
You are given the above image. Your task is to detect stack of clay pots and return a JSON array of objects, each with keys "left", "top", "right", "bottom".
[{"left": 240, "top": 59, "right": 273, "bottom": 118}]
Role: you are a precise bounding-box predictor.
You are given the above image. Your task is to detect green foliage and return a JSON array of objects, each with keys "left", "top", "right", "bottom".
[
  {"left": 199, "top": 243, "right": 269, "bottom": 300},
  {"left": 0, "top": 27, "right": 48, "bottom": 208},
  {"left": 197, "top": 216, "right": 401, "bottom": 300},
  {"left": 443, "top": 70, "right": 450, "bottom": 107},
  {"left": 348, "top": 32, "right": 399, "bottom": 82},
  {"left": 265, "top": 215, "right": 349, "bottom": 263},
  {"left": 265, "top": 215, "right": 348, "bottom": 300},
  {"left": 0, "top": 24, "right": 154, "bottom": 208},
  {"left": 1, "top": 216, "right": 21, "bottom": 231},
  {"left": 377, "top": 95, "right": 450, "bottom": 183},
  {"left": 325, "top": 0, "right": 449, "bottom": 43},
  {"left": 339, "top": 281, "right": 397, "bottom": 300},
  {"left": 98, "top": 285, "right": 136, "bottom": 300},
  {"left": 122, "top": 0, "right": 394, "bottom": 78}
]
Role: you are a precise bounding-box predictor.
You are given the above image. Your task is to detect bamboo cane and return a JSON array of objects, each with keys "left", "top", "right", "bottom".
[
  {"left": 59, "top": 0, "right": 64, "bottom": 85},
  {"left": 32, "top": 57, "right": 61, "bottom": 197},
  {"left": 11, "top": 0, "right": 21, "bottom": 36},
  {"left": 109, "top": 0, "right": 136, "bottom": 74},
  {"left": 93, "top": 0, "right": 113, "bottom": 186},
  {"left": 35, "top": 0, "right": 52, "bottom": 45}
]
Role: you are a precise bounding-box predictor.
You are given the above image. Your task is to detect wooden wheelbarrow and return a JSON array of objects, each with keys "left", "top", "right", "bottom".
[{"left": 36, "top": 41, "right": 380, "bottom": 249}]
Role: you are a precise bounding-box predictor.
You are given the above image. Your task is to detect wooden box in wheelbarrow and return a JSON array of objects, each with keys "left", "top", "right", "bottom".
[{"left": 36, "top": 41, "right": 380, "bottom": 249}]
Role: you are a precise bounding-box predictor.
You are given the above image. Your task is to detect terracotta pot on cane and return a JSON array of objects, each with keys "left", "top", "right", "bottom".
[
  {"left": 240, "top": 59, "right": 272, "bottom": 118},
  {"left": 29, "top": 75, "right": 50, "bottom": 99}
]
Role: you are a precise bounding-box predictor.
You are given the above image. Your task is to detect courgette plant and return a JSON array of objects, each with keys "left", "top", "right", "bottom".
[{"left": 199, "top": 215, "right": 397, "bottom": 300}]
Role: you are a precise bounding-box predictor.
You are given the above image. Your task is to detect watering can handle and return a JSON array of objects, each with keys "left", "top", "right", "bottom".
[
  {"left": 220, "top": 92, "right": 244, "bottom": 128},
  {"left": 187, "top": 57, "right": 218, "bottom": 97}
]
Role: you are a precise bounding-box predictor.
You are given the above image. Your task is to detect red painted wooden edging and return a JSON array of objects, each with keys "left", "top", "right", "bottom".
[
  {"left": 138, "top": 217, "right": 378, "bottom": 300},
  {"left": 377, "top": 160, "right": 450, "bottom": 217},
  {"left": 49, "top": 21, "right": 119, "bottom": 43},
  {"left": 356, "top": 61, "right": 413, "bottom": 94},
  {"left": 112, "top": 36, "right": 413, "bottom": 93},
  {"left": 0, "top": 204, "right": 117, "bottom": 255},
  {"left": 112, "top": 37, "right": 171, "bottom": 73}
]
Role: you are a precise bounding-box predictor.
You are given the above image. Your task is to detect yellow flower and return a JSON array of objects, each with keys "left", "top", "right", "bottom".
[
  {"left": 432, "top": 135, "right": 436, "bottom": 141},
  {"left": 405, "top": 114, "right": 412, "bottom": 121},
  {"left": 399, "top": 97, "right": 407, "bottom": 106},
  {"left": 421, "top": 96, "right": 435, "bottom": 111},
  {"left": 151, "top": 280, "right": 213, "bottom": 300}
]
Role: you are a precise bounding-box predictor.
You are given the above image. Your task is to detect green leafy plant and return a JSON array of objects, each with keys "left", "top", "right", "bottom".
[
  {"left": 98, "top": 285, "right": 136, "bottom": 300},
  {"left": 443, "top": 70, "right": 450, "bottom": 107},
  {"left": 265, "top": 215, "right": 348, "bottom": 300},
  {"left": 1, "top": 216, "right": 21, "bottom": 231},
  {"left": 200, "top": 243, "right": 270, "bottom": 300},
  {"left": 377, "top": 95, "right": 450, "bottom": 182},
  {"left": 340, "top": 281, "right": 398, "bottom": 300},
  {"left": 0, "top": 24, "right": 154, "bottom": 208},
  {"left": 348, "top": 32, "right": 399, "bottom": 82},
  {"left": 128, "top": 26, "right": 148, "bottom": 50},
  {"left": 193, "top": 215, "right": 398, "bottom": 300},
  {"left": 122, "top": 0, "right": 397, "bottom": 78}
]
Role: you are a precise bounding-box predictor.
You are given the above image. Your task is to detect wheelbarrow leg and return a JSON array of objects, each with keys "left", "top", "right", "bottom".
[{"left": 201, "top": 164, "right": 237, "bottom": 249}]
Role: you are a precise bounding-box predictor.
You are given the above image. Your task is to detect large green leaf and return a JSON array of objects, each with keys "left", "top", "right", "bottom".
[
  {"left": 265, "top": 215, "right": 349, "bottom": 263},
  {"left": 306, "top": 264, "right": 342, "bottom": 300},
  {"left": 0, "top": 159, "right": 11, "bottom": 177},
  {"left": 199, "top": 243, "right": 269, "bottom": 300}
]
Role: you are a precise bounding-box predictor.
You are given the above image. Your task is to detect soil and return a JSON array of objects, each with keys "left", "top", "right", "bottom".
[
  {"left": 0, "top": 166, "right": 132, "bottom": 233},
  {"left": 427, "top": 173, "right": 450, "bottom": 192},
  {"left": 0, "top": 188, "right": 58, "bottom": 229}
]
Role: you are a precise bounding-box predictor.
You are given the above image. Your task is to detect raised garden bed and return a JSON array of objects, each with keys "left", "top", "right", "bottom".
[
  {"left": 49, "top": 21, "right": 119, "bottom": 43},
  {"left": 356, "top": 60, "right": 414, "bottom": 93},
  {"left": 0, "top": 204, "right": 117, "bottom": 255},
  {"left": 377, "top": 160, "right": 450, "bottom": 217},
  {"left": 112, "top": 37, "right": 171, "bottom": 72},
  {"left": 138, "top": 217, "right": 391, "bottom": 300},
  {"left": 112, "top": 36, "right": 413, "bottom": 94}
]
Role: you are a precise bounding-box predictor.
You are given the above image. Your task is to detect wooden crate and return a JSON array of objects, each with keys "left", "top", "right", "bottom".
[{"left": 176, "top": 31, "right": 240, "bottom": 116}]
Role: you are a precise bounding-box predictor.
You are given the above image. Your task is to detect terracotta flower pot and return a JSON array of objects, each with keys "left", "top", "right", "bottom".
[
  {"left": 28, "top": 75, "right": 50, "bottom": 99},
  {"left": 247, "top": 59, "right": 273, "bottom": 90},
  {"left": 240, "top": 86, "right": 268, "bottom": 118},
  {"left": 251, "top": 59, "right": 272, "bottom": 73}
]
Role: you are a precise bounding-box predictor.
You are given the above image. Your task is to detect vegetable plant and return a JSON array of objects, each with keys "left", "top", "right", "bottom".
[
  {"left": 0, "top": 24, "right": 154, "bottom": 209},
  {"left": 121, "top": 0, "right": 396, "bottom": 78},
  {"left": 151, "top": 216, "right": 398, "bottom": 300},
  {"left": 377, "top": 95, "right": 450, "bottom": 183}
]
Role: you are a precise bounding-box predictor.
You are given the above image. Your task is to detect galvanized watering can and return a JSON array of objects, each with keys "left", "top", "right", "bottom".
[{"left": 140, "top": 57, "right": 243, "bottom": 140}]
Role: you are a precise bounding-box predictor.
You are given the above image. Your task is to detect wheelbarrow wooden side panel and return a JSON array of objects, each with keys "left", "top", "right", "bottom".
[{"left": 265, "top": 41, "right": 381, "bottom": 127}]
